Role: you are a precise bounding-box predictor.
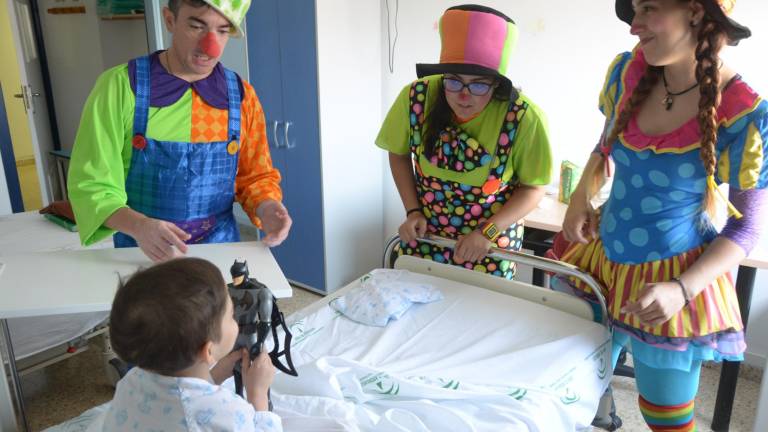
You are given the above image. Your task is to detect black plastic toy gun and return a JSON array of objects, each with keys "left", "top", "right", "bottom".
[{"left": 228, "top": 259, "right": 298, "bottom": 408}]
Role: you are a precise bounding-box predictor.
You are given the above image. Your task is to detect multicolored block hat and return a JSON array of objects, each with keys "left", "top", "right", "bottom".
[
  {"left": 416, "top": 5, "right": 519, "bottom": 98},
  {"left": 202, "top": 0, "right": 251, "bottom": 38},
  {"left": 615, "top": 0, "right": 750, "bottom": 45}
]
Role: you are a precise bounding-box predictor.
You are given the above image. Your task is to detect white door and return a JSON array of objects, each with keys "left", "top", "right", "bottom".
[{"left": 7, "top": 0, "right": 56, "bottom": 205}]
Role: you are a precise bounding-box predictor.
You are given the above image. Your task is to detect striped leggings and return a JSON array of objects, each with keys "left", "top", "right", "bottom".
[{"left": 613, "top": 333, "right": 700, "bottom": 431}]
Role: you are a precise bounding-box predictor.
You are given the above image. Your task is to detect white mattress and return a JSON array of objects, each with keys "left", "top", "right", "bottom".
[
  {"left": 0, "top": 211, "right": 112, "bottom": 360},
  {"left": 49, "top": 270, "right": 611, "bottom": 432}
]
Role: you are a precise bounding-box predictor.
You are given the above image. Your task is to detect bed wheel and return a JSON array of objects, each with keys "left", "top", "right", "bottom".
[
  {"left": 108, "top": 358, "right": 129, "bottom": 381},
  {"left": 95, "top": 329, "right": 129, "bottom": 386},
  {"left": 592, "top": 387, "right": 623, "bottom": 431}
]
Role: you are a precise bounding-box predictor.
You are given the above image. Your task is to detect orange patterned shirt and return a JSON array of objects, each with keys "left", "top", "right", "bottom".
[{"left": 190, "top": 81, "right": 282, "bottom": 228}]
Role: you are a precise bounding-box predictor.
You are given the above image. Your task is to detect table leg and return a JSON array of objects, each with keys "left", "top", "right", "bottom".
[
  {"left": 56, "top": 158, "right": 67, "bottom": 201},
  {"left": 1, "top": 319, "right": 29, "bottom": 431},
  {"left": 711, "top": 265, "right": 756, "bottom": 432},
  {"left": 523, "top": 228, "right": 554, "bottom": 288}
]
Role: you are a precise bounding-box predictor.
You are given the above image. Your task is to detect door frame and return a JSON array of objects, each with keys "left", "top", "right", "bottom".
[
  {"left": 18, "top": 0, "right": 61, "bottom": 152},
  {"left": 0, "top": 83, "right": 24, "bottom": 213},
  {"left": 5, "top": 0, "right": 63, "bottom": 205}
]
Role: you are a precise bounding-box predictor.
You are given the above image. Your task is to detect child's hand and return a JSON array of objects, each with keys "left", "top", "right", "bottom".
[
  {"left": 243, "top": 349, "right": 275, "bottom": 411},
  {"left": 210, "top": 349, "right": 244, "bottom": 385}
]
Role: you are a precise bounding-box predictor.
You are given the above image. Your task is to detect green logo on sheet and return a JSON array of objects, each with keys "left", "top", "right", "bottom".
[
  {"left": 289, "top": 319, "right": 324, "bottom": 345},
  {"left": 560, "top": 388, "right": 580, "bottom": 405},
  {"left": 408, "top": 376, "right": 460, "bottom": 390},
  {"left": 508, "top": 388, "right": 527, "bottom": 400},
  {"left": 597, "top": 357, "right": 607, "bottom": 379},
  {"left": 360, "top": 372, "right": 400, "bottom": 396},
  {"left": 439, "top": 378, "right": 460, "bottom": 390}
]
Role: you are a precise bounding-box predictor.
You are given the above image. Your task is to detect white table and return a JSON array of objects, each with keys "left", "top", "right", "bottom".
[{"left": 0, "top": 212, "right": 292, "bottom": 431}]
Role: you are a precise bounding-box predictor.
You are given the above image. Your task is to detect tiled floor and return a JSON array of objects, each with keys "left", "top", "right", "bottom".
[
  {"left": 19, "top": 286, "right": 763, "bottom": 431},
  {"left": 608, "top": 359, "right": 761, "bottom": 432}
]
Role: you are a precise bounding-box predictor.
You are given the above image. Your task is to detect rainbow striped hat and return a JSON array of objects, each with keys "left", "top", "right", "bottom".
[
  {"left": 615, "top": 0, "right": 750, "bottom": 45},
  {"left": 416, "top": 5, "right": 518, "bottom": 97}
]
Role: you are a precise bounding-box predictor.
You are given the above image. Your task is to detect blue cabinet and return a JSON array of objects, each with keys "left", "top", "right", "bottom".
[{"left": 246, "top": 0, "right": 325, "bottom": 291}]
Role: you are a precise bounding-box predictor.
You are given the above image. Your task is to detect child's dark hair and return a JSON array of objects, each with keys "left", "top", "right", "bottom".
[
  {"left": 109, "top": 257, "right": 229, "bottom": 375},
  {"left": 167, "top": 0, "right": 209, "bottom": 16}
]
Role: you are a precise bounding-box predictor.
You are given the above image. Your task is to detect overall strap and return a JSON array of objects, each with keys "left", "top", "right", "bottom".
[
  {"left": 224, "top": 68, "right": 242, "bottom": 142},
  {"left": 132, "top": 56, "right": 151, "bottom": 137},
  {"left": 408, "top": 80, "right": 429, "bottom": 155}
]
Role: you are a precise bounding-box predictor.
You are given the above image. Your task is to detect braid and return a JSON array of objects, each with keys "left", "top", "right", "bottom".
[
  {"left": 695, "top": 14, "right": 727, "bottom": 218},
  {"left": 588, "top": 65, "right": 662, "bottom": 197},
  {"left": 605, "top": 66, "right": 663, "bottom": 148}
]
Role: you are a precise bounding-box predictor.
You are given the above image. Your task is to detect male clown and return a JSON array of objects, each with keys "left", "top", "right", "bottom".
[{"left": 68, "top": 0, "right": 291, "bottom": 261}]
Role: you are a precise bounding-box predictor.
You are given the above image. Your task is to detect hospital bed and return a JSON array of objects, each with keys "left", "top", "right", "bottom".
[{"left": 46, "top": 235, "right": 612, "bottom": 431}]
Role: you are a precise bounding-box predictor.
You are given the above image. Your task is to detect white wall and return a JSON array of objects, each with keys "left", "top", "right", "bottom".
[
  {"left": 38, "top": 0, "right": 148, "bottom": 149},
  {"left": 380, "top": 0, "right": 636, "bottom": 239},
  {"left": 317, "top": 0, "right": 383, "bottom": 291},
  {"left": 379, "top": 0, "right": 768, "bottom": 366},
  {"left": 98, "top": 18, "right": 150, "bottom": 70}
]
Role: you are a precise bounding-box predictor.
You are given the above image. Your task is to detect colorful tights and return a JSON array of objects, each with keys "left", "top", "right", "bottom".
[{"left": 612, "top": 332, "right": 700, "bottom": 431}]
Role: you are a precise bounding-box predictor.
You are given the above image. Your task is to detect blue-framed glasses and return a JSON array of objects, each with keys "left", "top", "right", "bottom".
[{"left": 442, "top": 77, "right": 495, "bottom": 96}]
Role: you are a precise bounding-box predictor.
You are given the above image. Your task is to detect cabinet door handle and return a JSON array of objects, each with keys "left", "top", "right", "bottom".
[
  {"left": 270, "top": 120, "right": 281, "bottom": 148},
  {"left": 284, "top": 121, "right": 294, "bottom": 149}
]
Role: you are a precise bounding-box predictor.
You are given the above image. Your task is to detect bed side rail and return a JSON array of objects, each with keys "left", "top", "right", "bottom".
[{"left": 384, "top": 234, "right": 610, "bottom": 328}]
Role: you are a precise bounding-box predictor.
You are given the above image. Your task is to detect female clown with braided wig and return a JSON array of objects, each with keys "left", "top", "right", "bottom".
[{"left": 549, "top": 1, "right": 767, "bottom": 430}]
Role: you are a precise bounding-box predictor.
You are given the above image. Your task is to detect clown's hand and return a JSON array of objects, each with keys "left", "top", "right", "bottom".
[
  {"left": 133, "top": 217, "right": 190, "bottom": 262},
  {"left": 257, "top": 200, "right": 292, "bottom": 247},
  {"left": 621, "top": 281, "right": 687, "bottom": 328}
]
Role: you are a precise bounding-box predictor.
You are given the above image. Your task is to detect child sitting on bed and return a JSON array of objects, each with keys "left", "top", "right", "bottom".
[{"left": 103, "top": 257, "right": 282, "bottom": 431}]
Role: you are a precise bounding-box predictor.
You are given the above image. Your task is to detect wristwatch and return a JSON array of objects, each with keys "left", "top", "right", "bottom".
[{"left": 480, "top": 221, "right": 501, "bottom": 242}]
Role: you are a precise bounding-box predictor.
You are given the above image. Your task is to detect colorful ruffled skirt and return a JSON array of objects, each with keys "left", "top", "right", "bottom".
[{"left": 549, "top": 234, "right": 745, "bottom": 371}]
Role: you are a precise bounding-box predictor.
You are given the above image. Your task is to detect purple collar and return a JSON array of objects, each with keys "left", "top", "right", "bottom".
[{"left": 128, "top": 51, "right": 243, "bottom": 109}]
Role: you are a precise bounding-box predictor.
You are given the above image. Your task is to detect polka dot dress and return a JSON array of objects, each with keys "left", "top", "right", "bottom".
[
  {"left": 396, "top": 80, "right": 527, "bottom": 279},
  {"left": 600, "top": 142, "right": 716, "bottom": 264}
]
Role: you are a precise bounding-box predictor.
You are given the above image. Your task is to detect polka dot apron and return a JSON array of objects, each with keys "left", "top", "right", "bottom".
[{"left": 396, "top": 80, "right": 527, "bottom": 279}]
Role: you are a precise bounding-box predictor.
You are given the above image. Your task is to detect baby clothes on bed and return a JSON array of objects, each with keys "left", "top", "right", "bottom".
[
  {"left": 97, "top": 367, "right": 282, "bottom": 432},
  {"left": 330, "top": 269, "right": 443, "bottom": 327}
]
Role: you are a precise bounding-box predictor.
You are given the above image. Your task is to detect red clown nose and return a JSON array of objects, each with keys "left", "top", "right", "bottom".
[{"left": 199, "top": 32, "right": 222, "bottom": 58}]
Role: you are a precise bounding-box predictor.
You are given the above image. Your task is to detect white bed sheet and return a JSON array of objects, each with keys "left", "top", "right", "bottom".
[
  {"left": 46, "top": 270, "right": 611, "bottom": 432},
  {"left": 0, "top": 211, "right": 112, "bottom": 360},
  {"left": 270, "top": 271, "right": 612, "bottom": 431}
]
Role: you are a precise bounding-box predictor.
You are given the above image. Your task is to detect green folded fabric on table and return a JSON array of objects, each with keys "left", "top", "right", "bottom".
[{"left": 43, "top": 213, "right": 78, "bottom": 232}]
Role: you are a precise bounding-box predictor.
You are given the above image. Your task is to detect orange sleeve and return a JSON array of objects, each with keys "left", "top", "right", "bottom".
[{"left": 235, "top": 81, "right": 283, "bottom": 228}]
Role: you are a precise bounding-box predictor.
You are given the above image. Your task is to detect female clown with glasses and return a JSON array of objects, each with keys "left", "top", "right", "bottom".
[{"left": 376, "top": 4, "right": 553, "bottom": 279}]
